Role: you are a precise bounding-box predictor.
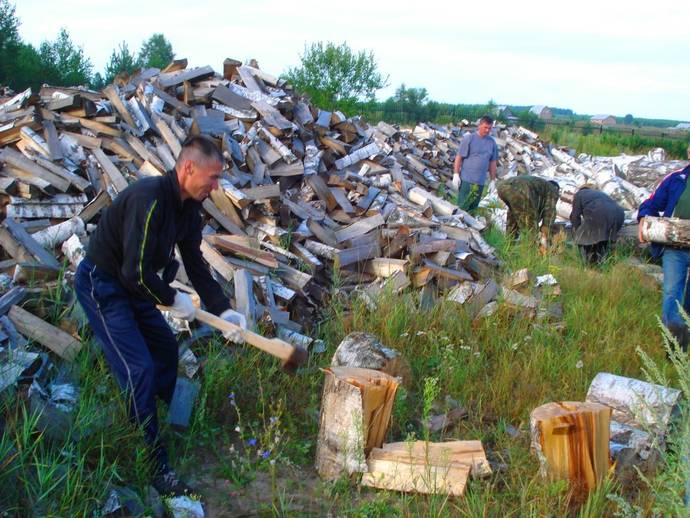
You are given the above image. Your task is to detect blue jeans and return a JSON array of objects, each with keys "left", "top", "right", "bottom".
[
  {"left": 74, "top": 257, "right": 178, "bottom": 470},
  {"left": 662, "top": 248, "right": 690, "bottom": 330}
]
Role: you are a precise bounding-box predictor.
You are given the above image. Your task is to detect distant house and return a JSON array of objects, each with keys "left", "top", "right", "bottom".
[
  {"left": 496, "top": 105, "right": 518, "bottom": 123},
  {"left": 591, "top": 114, "right": 617, "bottom": 126},
  {"left": 529, "top": 105, "right": 552, "bottom": 120},
  {"left": 675, "top": 122, "right": 690, "bottom": 130}
]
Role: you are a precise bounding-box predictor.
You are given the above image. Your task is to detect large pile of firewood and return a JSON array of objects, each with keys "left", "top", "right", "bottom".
[{"left": 0, "top": 58, "right": 500, "bottom": 355}]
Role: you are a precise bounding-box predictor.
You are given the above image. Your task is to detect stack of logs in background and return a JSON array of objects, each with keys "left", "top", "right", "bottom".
[{"left": 0, "top": 56, "right": 685, "bottom": 347}]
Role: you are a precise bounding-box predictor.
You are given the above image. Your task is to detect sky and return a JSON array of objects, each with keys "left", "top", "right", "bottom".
[{"left": 13, "top": 0, "right": 690, "bottom": 121}]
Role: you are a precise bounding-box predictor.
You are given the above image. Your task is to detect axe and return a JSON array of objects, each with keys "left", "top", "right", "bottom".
[{"left": 160, "top": 305, "right": 308, "bottom": 373}]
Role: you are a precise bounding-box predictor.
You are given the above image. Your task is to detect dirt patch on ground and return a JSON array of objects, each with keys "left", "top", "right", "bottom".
[{"left": 188, "top": 455, "right": 329, "bottom": 516}]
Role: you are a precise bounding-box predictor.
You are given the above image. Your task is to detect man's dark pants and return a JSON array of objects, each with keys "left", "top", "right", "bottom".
[
  {"left": 74, "top": 257, "right": 178, "bottom": 470},
  {"left": 456, "top": 180, "right": 483, "bottom": 213},
  {"left": 579, "top": 241, "right": 611, "bottom": 265}
]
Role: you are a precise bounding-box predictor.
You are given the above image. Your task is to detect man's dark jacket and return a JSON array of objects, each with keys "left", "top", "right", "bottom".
[
  {"left": 570, "top": 188, "right": 625, "bottom": 246},
  {"left": 87, "top": 170, "right": 230, "bottom": 315}
]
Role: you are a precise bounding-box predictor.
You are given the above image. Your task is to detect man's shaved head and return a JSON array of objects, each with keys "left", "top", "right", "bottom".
[{"left": 177, "top": 135, "right": 223, "bottom": 168}]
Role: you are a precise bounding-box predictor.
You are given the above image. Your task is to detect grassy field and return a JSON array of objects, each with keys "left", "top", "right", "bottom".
[
  {"left": 0, "top": 232, "right": 688, "bottom": 516},
  {"left": 541, "top": 126, "right": 689, "bottom": 160}
]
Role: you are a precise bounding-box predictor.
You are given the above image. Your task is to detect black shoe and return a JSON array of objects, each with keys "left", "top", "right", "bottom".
[{"left": 152, "top": 467, "right": 193, "bottom": 497}]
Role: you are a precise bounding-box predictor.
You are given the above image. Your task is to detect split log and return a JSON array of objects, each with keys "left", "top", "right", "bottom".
[
  {"left": 200, "top": 240, "right": 235, "bottom": 282},
  {"left": 504, "top": 268, "right": 532, "bottom": 291},
  {"left": 408, "top": 186, "right": 456, "bottom": 216},
  {"left": 639, "top": 216, "right": 690, "bottom": 247},
  {"left": 369, "top": 441, "right": 491, "bottom": 478},
  {"left": 335, "top": 142, "right": 380, "bottom": 170},
  {"left": 530, "top": 401, "right": 611, "bottom": 495},
  {"left": 290, "top": 242, "right": 322, "bottom": 270},
  {"left": 2, "top": 218, "right": 59, "bottom": 268},
  {"left": 158, "top": 66, "right": 215, "bottom": 88},
  {"left": 9, "top": 305, "right": 81, "bottom": 361},
  {"left": 241, "top": 183, "right": 280, "bottom": 201},
  {"left": 363, "top": 258, "right": 407, "bottom": 278},
  {"left": 33, "top": 156, "right": 92, "bottom": 192},
  {"left": 335, "top": 242, "right": 380, "bottom": 268},
  {"left": 361, "top": 439, "right": 490, "bottom": 495},
  {"left": 103, "top": 85, "right": 138, "bottom": 130},
  {"left": 207, "top": 235, "right": 278, "bottom": 268},
  {"left": 315, "top": 366, "right": 398, "bottom": 480},
  {"left": 78, "top": 190, "right": 111, "bottom": 222},
  {"left": 335, "top": 213, "right": 385, "bottom": 243},
  {"left": 362, "top": 456, "right": 469, "bottom": 497},
  {"left": 202, "top": 198, "right": 246, "bottom": 236},
  {"left": 0, "top": 177, "right": 17, "bottom": 195},
  {"left": 92, "top": 148, "right": 129, "bottom": 193},
  {"left": 233, "top": 268, "right": 257, "bottom": 327},
  {"left": 214, "top": 87, "right": 255, "bottom": 119},
  {"left": 0, "top": 147, "right": 70, "bottom": 192}
]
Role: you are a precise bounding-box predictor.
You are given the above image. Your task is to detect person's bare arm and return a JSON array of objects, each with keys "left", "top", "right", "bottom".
[
  {"left": 638, "top": 217, "right": 646, "bottom": 243},
  {"left": 488, "top": 160, "right": 497, "bottom": 181},
  {"left": 453, "top": 154, "right": 463, "bottom": 176}
]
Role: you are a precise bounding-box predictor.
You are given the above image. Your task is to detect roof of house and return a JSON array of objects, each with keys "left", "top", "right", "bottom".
[{"left": 530, "top": 105, "right": 548, "bottom": 115}]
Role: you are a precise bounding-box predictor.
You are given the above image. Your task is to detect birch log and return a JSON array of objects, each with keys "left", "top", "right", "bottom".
[
  {"left": 331, "top": 332, "right": 411, "bottom": 385},
  {"left": 530, "top": 401, "right": 611, "bottom": 496},
  {"left": 640, "top": 216, "right": 690, "bottom": 247},
  {"left": 407, "top": 186, "right": 456, "bottom": 216},
  {"left": 334, "top": 142, "right": 380, "bottom": 170},
  {"left": 585, "top": 372, "right": 682, "bottom": 435},
  {"left": 32, "top": 217, "right": 85, "bottom": 248}
]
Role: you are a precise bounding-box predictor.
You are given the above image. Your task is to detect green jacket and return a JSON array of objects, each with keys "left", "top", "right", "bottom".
[{"left": 497, "top": 176, "right": 560, "bottom": 232}]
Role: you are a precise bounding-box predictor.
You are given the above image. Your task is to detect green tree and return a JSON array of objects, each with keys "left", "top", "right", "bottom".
[
  {"left": 13, "top": 42, "right": 43, "bottom": 91},
  {"left": 0, "top": 0, "right": 21, "bottom": 88},
  {"left": 624, "top": 113, "right": 634, "bottom": 125},
  {"left": 518, "top": 109, "right": 538, "bottom": 130},
  {"left": 486, "top": 98, "right": 497, "bottom": 117},
  {"left": 392, "top": 84, "right": 429, "bottom": 123},
  {"left": 137, "top": 33, "right": 174, "bottom": 69},
  {"left": 104, "top": 41, "right": 137, "bottom": 84},
  {"left": 284, "top": 41, "right": 388, "bottom": 113},
  {"left": 38, "top": 28, "right": 92, "bottom": 87},
  {"left": 90, "top": 72, "right": 105, "bottom": 90}
]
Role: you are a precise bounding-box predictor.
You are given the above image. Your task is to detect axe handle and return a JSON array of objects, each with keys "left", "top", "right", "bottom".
[{"left": 161, "top": 305, "right": 298, "bottom": 363}]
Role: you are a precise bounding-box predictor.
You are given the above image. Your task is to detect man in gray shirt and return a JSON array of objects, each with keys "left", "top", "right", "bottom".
[{"left": 452, "top": 115, "right": 499, "bottom": 213}]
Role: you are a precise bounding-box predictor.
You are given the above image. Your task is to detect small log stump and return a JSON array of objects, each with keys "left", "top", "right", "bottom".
[
  {"left": 315, "top": 366, "right": 398, "bottom": 480},
  {"left": 530, "top": 401, "right": 611, "bottom": 496}
]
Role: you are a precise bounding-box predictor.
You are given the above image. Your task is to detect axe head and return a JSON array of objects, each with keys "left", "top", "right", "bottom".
[{"left": 280, "top": 346, "right": 309, "bottom": 374}]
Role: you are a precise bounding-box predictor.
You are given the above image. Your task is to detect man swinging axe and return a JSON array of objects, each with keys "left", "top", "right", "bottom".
[{"left": 74, "top": 135, "right": 248, "bottom": 496}]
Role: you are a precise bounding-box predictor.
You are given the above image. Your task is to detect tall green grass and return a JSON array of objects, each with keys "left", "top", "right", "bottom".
[{"left": 542, "top": 126, "right": 688, "bottom": 159}]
